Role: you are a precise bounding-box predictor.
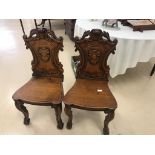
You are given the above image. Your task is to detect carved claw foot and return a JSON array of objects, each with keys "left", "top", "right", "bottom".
[
  {"left": 53, "top": 103, "right": 64, "bottom": 129},
  {"left": 66, "top": 121, "right": 72, "bottom": 129},
  {"left": 24, "top": 117, "right": 30, "bottom": 125},
  {"left": 64, "top": 105, "right": 72, "bottom": 129},
  {"left": 103, "top": 109, "right": 115, "bottom": 135},
  {"left": 57, "top": 121, "right": 64, "bottom": 129},
  {"left": 15, "top": 100, "right": 30, "bottom": 125}
]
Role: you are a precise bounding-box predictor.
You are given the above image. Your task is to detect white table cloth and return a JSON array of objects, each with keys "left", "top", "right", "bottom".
[{"left": 74, "top": 19, "right": 155, "bottom": 78}]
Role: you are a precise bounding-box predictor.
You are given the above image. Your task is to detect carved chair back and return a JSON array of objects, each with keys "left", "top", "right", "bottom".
[
  {"left": 23, "top": 28, "right": 64, "bottom": 80},
  {"left": 74, "top": 29, "right": 117, "bottom": 81}
]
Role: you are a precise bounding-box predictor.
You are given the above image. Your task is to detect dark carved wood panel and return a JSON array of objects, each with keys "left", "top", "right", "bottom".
[
  {"left": 23, "top": 28, "right": 64, "bottom": 80},
  {"left": 74, "top": 29, "right": 118, "bottom": 81}
]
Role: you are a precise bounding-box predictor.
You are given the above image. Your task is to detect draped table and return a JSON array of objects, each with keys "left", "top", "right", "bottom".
[{"left": 74, "top": 19, "right": 155, "bottom": 78}]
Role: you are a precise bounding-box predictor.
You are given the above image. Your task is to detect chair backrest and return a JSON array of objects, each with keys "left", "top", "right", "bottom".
[
  {"left": 23, "top": 28, "right": 64, "bottom": 80},
  {"left": 74, "top": 29, "right": 117, "bottom": 81}
]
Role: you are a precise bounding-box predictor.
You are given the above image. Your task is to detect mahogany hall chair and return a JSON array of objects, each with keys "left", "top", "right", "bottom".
[
  {"left": 12, "top": 22, "right": 64, "bottom": 129},
  {"left": 63, "top": 29, "right": 118, "bottom": 134}
]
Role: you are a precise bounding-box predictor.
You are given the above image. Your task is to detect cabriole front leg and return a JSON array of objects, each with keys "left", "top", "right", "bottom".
[
  {"left": 53, "top": 103, "right": 64, "bottom": 129},
  {"left": 15, "top": 100, "right": 30, "bottom": 125},
  {"left": 103, "top": 109, "right": 115, "bottom": 135},
  {"left": 64, "top": 104, "right": 73, "bottom": 129}
]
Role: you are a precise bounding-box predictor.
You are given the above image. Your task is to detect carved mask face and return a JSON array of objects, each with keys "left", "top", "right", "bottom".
[
  {"left": 88, "top": 49, "right": 101, "bottom": 65},
  {"left": 38, "top": 47, "right": 50, "bottom": 62}
]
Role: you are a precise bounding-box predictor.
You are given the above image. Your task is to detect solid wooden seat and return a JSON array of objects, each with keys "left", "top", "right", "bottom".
[
  {"left": 63, "top": 79, "right": 117, "bottom": 109},
  {"left": 12, "top": 26, "right": 64, "bottom": 129},
  {"left": 13, "top": 77, "right": 63, "bottom": 105},
  {"left": 63, "top": 29, "right": 118, "bottom": 134}
]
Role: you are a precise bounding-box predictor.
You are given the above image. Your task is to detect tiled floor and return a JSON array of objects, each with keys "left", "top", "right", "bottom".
[{"left": 0, "top": 19, "right": 155, "bottom": 134}]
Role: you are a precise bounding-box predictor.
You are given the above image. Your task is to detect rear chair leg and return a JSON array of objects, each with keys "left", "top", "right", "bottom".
[
  {"left": 103, "top": 109, "right": 115, "bottom": 135},
  {"left": 150, "top": 64, "right": 155, "bottom": 76},
  {"left": 15, "top": 100, "right": 30, "bottom": 125},
  {"left": 53, "top": 103, "right": 64, "bottom": 129},
  {"left": 64, "top": 105, "right": 73, "bottom": 129}
]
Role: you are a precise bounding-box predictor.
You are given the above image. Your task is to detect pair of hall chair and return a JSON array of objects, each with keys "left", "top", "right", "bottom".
[{"left": 12, "top": 28, "right": 118, "bottom": 135}]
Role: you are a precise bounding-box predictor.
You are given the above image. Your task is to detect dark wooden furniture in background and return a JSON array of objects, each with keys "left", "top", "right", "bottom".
[
  {"left": 150, "top": 64, "right": 155, "bottom": 76},
  {"left": 64, "top": 19, "right": 76, "bottom": 41},
  {"left": 12, "top": 21, "right": 64, "bottom": 129},
  {"left": 63, "top": 29, "right": 118, "bottom": 134},
  {"left": 119, "top": 19, "right": 155, "bottom": 32}
]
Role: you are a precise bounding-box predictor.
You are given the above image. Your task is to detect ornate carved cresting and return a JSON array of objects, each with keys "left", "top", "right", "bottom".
[
  {"left": 23, "top": 28, "right": 64, "bottom": 80},
  {"left": 74, "top": 29, "right": 118, "bottom": 81}
]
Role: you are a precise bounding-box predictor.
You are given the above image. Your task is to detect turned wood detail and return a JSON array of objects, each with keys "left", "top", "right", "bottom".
[
  {"left": 15, "top": 100, "right": 30, "bottom": 125},
  {"left": 74, "top": 29, "right": 118, "bottom": 81},
  {"left": 53, "top": 104, "right": 64, "bottom": 129},
  {"left": 23, "top": 28, "right": 64, "bottom": 80},
  {"left": 64, "top": 105, "right": 73, "bottom": 129},
  {"left": 103, "top": 109, "right": 115, "bottom": 135}
]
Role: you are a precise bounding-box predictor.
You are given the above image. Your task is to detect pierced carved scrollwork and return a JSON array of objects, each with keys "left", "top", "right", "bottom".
[
  {"left": 74, "top": 29, "right": 118, "bottom": 81},
  {"left": 23, "top": 28, "right": 64, "bottom": 80}
]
